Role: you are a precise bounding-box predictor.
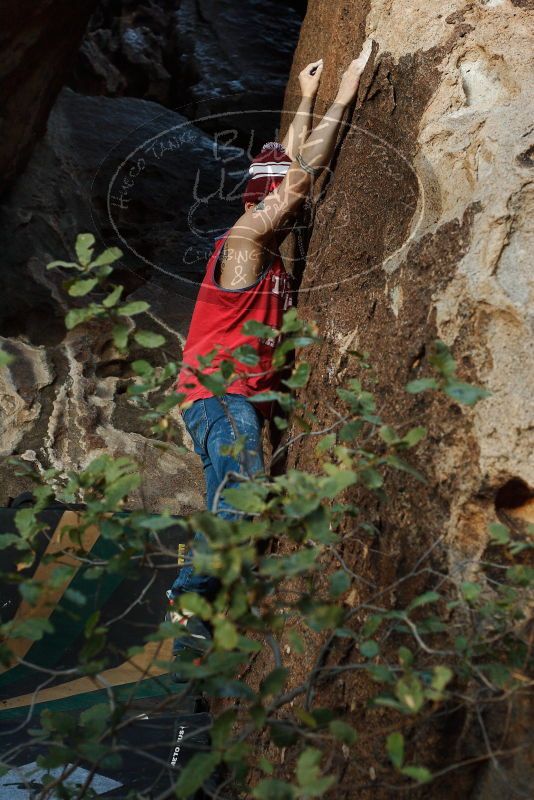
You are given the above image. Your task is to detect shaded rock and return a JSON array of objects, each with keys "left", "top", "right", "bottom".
[
  {"left": 0, "top": 87, "right": 249, "bottom": 508},
  {"left": 69, "top": 0, "right": 303, "bottom": 131},
  {"left": 70, "top": 0, "right": 177, "bottom": 102},
  {"left": 173, "top": 0, "right": 301, "bottom": 105},
  {"left": 0, "top": 0, "right": 303, "bottom": 513},
  {"left": 0, "top": 87, "right": 247, "bottom": 339},
  {"left": 0, "top": 0, "right": 97, "bottom": 192},
  {"left": 0, "top": 316, "right": 204, "bottom": 514}
]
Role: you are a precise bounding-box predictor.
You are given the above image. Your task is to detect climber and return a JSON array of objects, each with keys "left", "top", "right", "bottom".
[{"left": 167, "top": 40, "right": 374, "bottom": 658}]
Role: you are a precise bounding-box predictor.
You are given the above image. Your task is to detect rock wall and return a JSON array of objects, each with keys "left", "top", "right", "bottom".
[
  {"left": 0, "top": 0, "right": 98, "bottom": 192},
  {"left": 267, "top": 1, "right": 533, "bottom": 796},
  {"left": 284, "top": 0, "right": 534, "bottom": 576},
  {"left": 0, "top": 0, "right": 302, "bottom": 509}
]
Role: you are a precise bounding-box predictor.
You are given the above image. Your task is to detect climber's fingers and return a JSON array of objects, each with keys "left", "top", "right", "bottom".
[
  {"left": 299, "top": 59, "right": 324, "bottom": 97},
  {"left": 299, "top": 58, "right": 323, "bottom": 80},
  {"left": 336, "top": 39, "right": 375, "bottom": 105},
  {"left": 305, "top": 59, "right": 323, "bottom": 76},
  {"left": 345, "top": 37, "right": 374, "bottom": 77}
]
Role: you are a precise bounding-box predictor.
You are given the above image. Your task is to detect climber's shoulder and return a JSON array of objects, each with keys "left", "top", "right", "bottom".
[{"left": 214, "top": 226, "right": 268, "bottom": 290}]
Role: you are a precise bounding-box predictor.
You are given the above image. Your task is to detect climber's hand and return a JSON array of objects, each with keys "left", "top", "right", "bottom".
[
  {"left": 299, "top": 59, "right": 324, "bottom": 98},
  {"left": 335, "top": 38, "right": 374, "bottom": 106}
]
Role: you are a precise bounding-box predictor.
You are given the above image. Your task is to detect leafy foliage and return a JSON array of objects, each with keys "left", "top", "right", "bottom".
[{"left": 0, "top": 235, "right": 530, "bottom": 798}]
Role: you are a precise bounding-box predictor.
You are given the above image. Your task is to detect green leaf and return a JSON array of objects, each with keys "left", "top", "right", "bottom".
[
  {"left": 67, "top": 278, "right": 99, "bottom": 296},
  {"left": 444, "top": 380, "right": 490, "bottom": 406},
  {"left": 296, "top": 748, "right": 321, "bottom": 785},
  {"left": 283, "top": 362, "right": 310, "bottom": 389},
  {"left": 306, "top": 603, "right": 343, "bottom": 632},
  {"left": 195, "top": 371, "right": 227, "bottom": 396},
  {"left": 395, "top": 674, "right": 424, "bottom": 713},
  {"left": 367, "top": 664, "right": 395, "bottom": 683},
  {"left": 18, "top": 582, "right": 41, "bottom": 605},
  {"left": 361, "top": 614, "right": 383, "bottom": 638},
  {"left": 258, "top": 757, "right": 274, "bottom": 775},
  {"left": 329, "top": 720, "right": 357, "bottom": 745},
  {"left": 213, "top": 617, "right": 239, "bottom": 650},
  {"left": 400, "top": 765, "right": 432, "bottom": 783},
  {"left": 398, "top": 646, "right": 413, "bottom": 667},
  {"left": 112, "top": 323, "right": 129, "bottom": 350},
  {"left": 261, "top": 548, "right": 318, "bottom": 578},
  {"left": 260, "top": 667, "right": 288, "bottom": 698},
  {"left": 105, "top": 472, "right": 141, "bottom": 506},
  {"left": 287, "top": 629, "right": 305, "bottom": 654},
  {"left": 223, "top": 482, "right": 268, "bottom": 514},
  {"left": 280, "top": 307, "right": 301, "bottom": 333},
  {"left": 315, "top": 433, "right": 336, "bottom": 455},
  {"left": 429, "top": 340, "right": 456, "bottom": 377},
  {"left": 46, "top": 259, "right": 80, "bottom": 270},
  {"left": 119, "top": 301, "right": 150, "bottom": 316},
  {"left": 269, "top": 722, "right": 299, "bottom": 747},
  {"left": 0, "top": 349, "right": 14, "bottom": 367},
  {"left": 405, "top": 378, "right": 438, "bottom": 393},
  {"left": 9, "top": 618, "right": 53, "bottom": 641},
  {"left": 64, "top": 587, "right": 87, "bottom": 606},
  {"left": 75, "top": 233, "right": 96, "bottom": 266},
  {"left": 320, "top": 467, "right": 358, "bottom": 498},
  {"left": 484, "top": 662, "right": 513, "bottom": 689},
  {"left": 179, "top": 593, "right": 212, "bottom": 620},
  {"left": 329, "top": 570, "right": 351, "bottom": 597},
  {"left": 211, "top": 709, "right": 237, "bottom": 749},
  {"left": 488, "top": 522, "right": 510, "bottom": 545},
  {"left": 379, "top": 426, "right": 399, "bottom": 444},
  {"left": 252, "top": 779, "right": 296, "bottom": 800},
  {"left": 295, "top": 707, "right": 317, "bottom": 728},
  {"left": 242, "top": 320, "right": 278, "bottom": 339},
  {"left": 386, "top": 732, "right": 404, "bottom": 768},
  {"left": 80, "top": 703, "right": 110, "bottom": 735},
  {"left": 401, "top": 426, "right": 427, "bottom": 447},
  {"left": 338, "top": 420, "right": 363, "bottom": 442},
  {"left": 360, "top": 468, "right": 383, "bottom": 489},
  {"left": 0, "top": 532, "right": 23, "bottom": 548},
  {"left": 461, "top": 582, "right": 481, "bottom": 601},
  {"left": 131, "top": 359, "right": 153, "bottom": 376},
  {"left": 90, "top": 246, "right": 122, "bottom": 267},
  {"left": 385, "top": 455, "right": 425, "bottom": 483},
  {"left": 408, "top": 591, "right": 440, "bottom": 611},
  {"left": 232, "top": 344, "right": 260, "bottom": 365},
  {"left": 174, "top": 751, "right": 221, "bottom": 798},
  {"left": 65, "top": 307, "right": 95, "bottom": 330},
  {"left": 102, "top": 285, "right": 124, "bottom": 308},
  {"left": 296, "top": 748, "right": 335, "bottom": 796},
  {"left": 360, "top": 640, "right": 379, "bottom": 658},
  {"left": 431, "top": 665, "right": 453, "bottom": 693},
  {"left": 134, "top": 330, "right": 165, "bottom": 348}
]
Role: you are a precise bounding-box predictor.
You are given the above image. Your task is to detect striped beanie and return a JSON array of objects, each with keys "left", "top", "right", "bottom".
[{"left": 243, "top": 142, "right": 292, "bottom": 206}]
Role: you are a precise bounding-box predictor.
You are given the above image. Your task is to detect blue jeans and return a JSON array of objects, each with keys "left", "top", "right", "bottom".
[{"left": 169, "top": 394, "right": 265, "bottom": 600}]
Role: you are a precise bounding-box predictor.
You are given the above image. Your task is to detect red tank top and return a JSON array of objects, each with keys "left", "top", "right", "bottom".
[{"left": 176, "top": 233, "right": 293, "bottom": 419}]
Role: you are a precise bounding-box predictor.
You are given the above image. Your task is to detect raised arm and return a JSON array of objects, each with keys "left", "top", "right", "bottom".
[
  {"left": 280, "top": 60, "right": 323, "bottom": 160},
  {"left": 218, "top": 40, "right": 374, "bottom": 290}
]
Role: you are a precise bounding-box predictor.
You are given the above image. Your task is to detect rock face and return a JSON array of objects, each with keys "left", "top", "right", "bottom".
[
  {"left": 69, "top": 0, "right": 302, "bottom": 136},
  {"left": 0, "top": 88, "right": 246, "bottom": 511},
  {"left": 1, "top": 0, "right": 532, "bottom": 792},
  {"left": 0, "top": 0, "right": 303, "bottom": 511},
  {"left": 263, "top": 0, "right": 533, "bottom": 796},
  {"left": 0, "top": 0, "right": 98, "bottom": 192}
]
